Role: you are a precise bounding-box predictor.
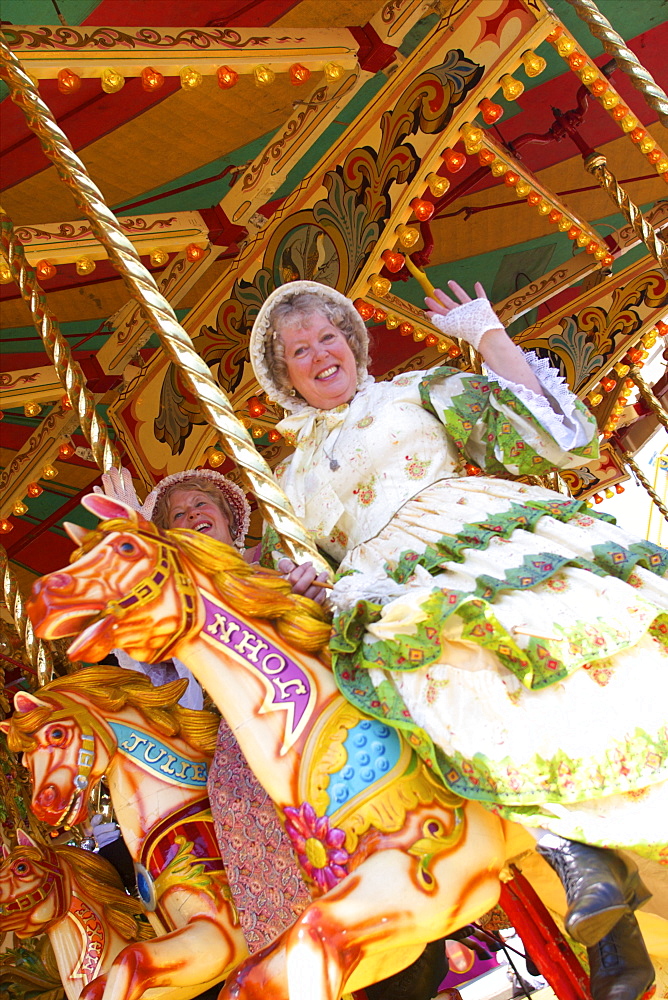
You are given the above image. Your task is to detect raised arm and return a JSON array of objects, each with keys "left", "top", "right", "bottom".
[{"left": 425, "top": 281, "right": 546, "bottom": 397}]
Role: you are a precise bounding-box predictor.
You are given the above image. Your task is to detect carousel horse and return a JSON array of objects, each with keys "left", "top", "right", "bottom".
[
  {"left": 0, "top": 830, "right": 155, "bottom": 1000},
  {"left": 0, "top": 663, "right": 248, "bottom": 1000},
  {"left": 24, "top": 493, "right": 508, "bottom": 1000}
]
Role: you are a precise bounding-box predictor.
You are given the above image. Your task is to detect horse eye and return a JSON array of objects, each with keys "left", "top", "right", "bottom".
[
  {"left": 47, "top": 726, "right": 67, "bottom": 746},
  {"left": 118, "top": 541, "right": 136, "bottom": 554},
  {"left": 14, "top": 861, "right": 29, "bottom": 875}
]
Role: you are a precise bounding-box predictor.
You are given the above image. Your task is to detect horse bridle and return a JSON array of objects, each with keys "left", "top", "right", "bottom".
[
  {"left": 80, "top": 519, "right": 199, "bottom": 663},
  {"left": 0, "top": 847, "right": 67, "bottom": 930}
]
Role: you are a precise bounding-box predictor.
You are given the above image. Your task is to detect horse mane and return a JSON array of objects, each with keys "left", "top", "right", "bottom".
[
  {"left": 166, "top": 525, "right": 333, "bottom": 657},
  {"left": 8, "top": 842, "right": 152, "bottom": 942},
  {"left": 5, "top": 666, "right": 220, "bottom": 755}
]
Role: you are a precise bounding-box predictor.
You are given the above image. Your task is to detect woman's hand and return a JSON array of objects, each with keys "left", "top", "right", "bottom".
[
  {"left": 277, "top": 558, "right": 330, "bottom": 605},
  {"left": 92, "top": 467, "right": 142, "bottom": 511},
  {"left": 425, "top": 281, "right": 505, "bottom": 352},
  {"left": 426, "top": 280, "right": 545, "bottom": 396}
]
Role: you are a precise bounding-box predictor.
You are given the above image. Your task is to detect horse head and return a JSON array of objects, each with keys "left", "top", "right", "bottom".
[
  {"left": 0, "top": 688, "right": 115, "bottom": 827},
  {"left": 27, "top": 493, "right": 200, "bottom": 664},
  {"left": 0, "top": 830, "right": 68, "bottom": 938}
]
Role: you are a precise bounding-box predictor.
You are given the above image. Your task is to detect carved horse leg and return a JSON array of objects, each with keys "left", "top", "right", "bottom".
[
  {"left": 220, "top": 801, "right": 505, "bottom": 1000},
  {"left": 83, "top": 915, "right": 241, "bottom": 1000}
]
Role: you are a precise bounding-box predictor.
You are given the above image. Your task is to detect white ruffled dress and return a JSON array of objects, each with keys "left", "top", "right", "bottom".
[{"left": 272, "top": 358, "right": 668, "bottom": 857}]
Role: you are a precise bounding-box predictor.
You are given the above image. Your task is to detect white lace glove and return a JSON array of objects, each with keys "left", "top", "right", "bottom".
[
  {"left": 426, "top": 281, "right": 504, "bottom": 351},
  {"left": 92, "top": 467, "right": 142, "bottom": 512},
  {"left": 90, "top": 813, "right": 122, "bottom": 849}
]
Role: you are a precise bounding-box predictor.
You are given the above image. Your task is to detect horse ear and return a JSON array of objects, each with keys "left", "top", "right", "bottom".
[
  {"left": 16, "top": 829, "right": 38, "bottom": 848},
  {"left": 0, "top": 719, "right": 10, "bottom": 736},
  {"left": 81, "top": 493, "right": 141, "bottom": 523},
  {"left": 13, "top": 690, "right": 50, "bottom": 714},
  {"left": 1, "top": 842, "right": 10, "bottom": 858},
  {"left": 63, "top": 521, "right": 89, "bottom": 545}
]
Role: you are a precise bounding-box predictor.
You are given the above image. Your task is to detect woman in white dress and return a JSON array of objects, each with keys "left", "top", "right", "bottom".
[{"left": 249, "top": 278, "right": 668, "bottom": 1000}]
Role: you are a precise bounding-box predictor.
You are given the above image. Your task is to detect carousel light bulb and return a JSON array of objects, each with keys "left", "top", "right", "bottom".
[
  {"left": 442, "top": 148, "right": 466, "bottom": 172},
  {"left": 410, "top": 198, "right": 435, "bottom": 222},
  {"left": 100, "top": 68, "right": 124, "bottom": 94},
  {"left": 75, "top": 257, "right": 95, "bottom": 276},
  {"left": 611, "top": 104, "right": 629, "bottom": 121},
  {"left": 42, "top": 464, "right": 58, "bottom": 479},
  {"left": 537, "top": 199, "right": 552, "bottom": 215},
  {"left": 289, "top": 63, "right": 310, "bottom": 85},
  {"left": 381, "top": 249, "right": 405, "bottom": 273},
  {"left": 490, "top": 159, "right": 508, "bottom": 177},
  {"left": 602, "top": 253, "right": 614, "bottom": 266},
  {"left": 479, "top": 98, "right": 503, "bottom": 124},
  {"left": 0, "top": 259, "right": 11, "bottom": 283},
  {"left": 521, "top": 50, "right": 546, "bottom": 77},
  {"left": 647, "top": 149, "right": 662, "bottom": 164},
  {"left": 150, "top": 248, "right": 169, "bottom": 267},
  {"left": 208, "top": 450, "right": 225, "bottom": 467},
  {"left": 57, "top": 68, "right": 81, "bottom": 94},
  {"left": 268, "top": 428, "right": 282, "bottom": 443},
  {"left": 13, "top": 500, "right": 28, "bottom": 516},
  {"left": 586, "top": 240, "right": 599, "bottom": 254},
  {"left": 478, "top": 148, "right": 496, "bottom": 166},
  {"left": 568, "top": 52, "right": 586, "bottom": 72},
  {"left": 36, "top": 260, "right": 56, "bottom": 280},
  {"left": 515, "top": 179, "right": 531, "bottom": 197},
  {"left": 504, "top": 170, "right": 520, "bottom": 187},
  {"left": 141, "top": 67, "right": 164, "bottom": 91},
  {"left": 526, "top": 191, "right": 542, "bottom": 206},
  {"left": 579, "top": 65, "right": 598, "bottom": 85},
  {"left": 460, "top": 123, "right": 484, "bottom": 146},
  {"left": 620, "top": 114, "right": 638, "bottom": 133},
  {"left": 426, "top": 173, "right": 451, "bottom": 198},
  {"left": 590, "top": 79, "right": 608, "bottom": 97},
  {"left": 600, "top": 376, "right": 616, "bottom": 392},
  {"left": 0, "top": 519, "right": 13, "bottom": 534},
  {"left": 615, "top": 483, "right": 625, "bottom": 494},
  {"left": 248, "top": 396, "right": 267, "bottom": 417},
  {"left": 24, "top": 401, "right": 41, "bottom": 417},
  {"left": 601, "top": 91, "right": 620, "bottom": 110},
  {"left": 369, "top": 274, "right": 392, "bottom": 297},
  {"left": 437, "top": 341, "right": 449, "bottom": 353},
  {"left": 567, "top": 225, "right": 582, "bottom": 241},
  {"left": 399, "top": 322, "right": 414, "bottom": 337},
  {"left": 323, "top": 62, "right": 345, "bottom": 83},
  {"left": 576, "top": 232, "right": 590, "bottom": 248},
  {"left": 546, "top": 25, "right": 563, "bottom": 43},
  {"left": 385, "top": 314, "right": 400, "bottom": 329},
  {"left": 549, "top": 208, "right": 563, "bottom": 225},
  {"left": 413, "top": 328, "right": 426, "bottom": 341},
  {"left": 425, "top": 333, "right": 439, "bottom": 347},
  {"left": 657, "top": 157, "right": 668, "bottom": 172},
  {"left": 500, "top": 74, "right": 524, "bottom": 101},
  {"left": 252, "top": 426, "right": 264, "bottom": 439},
  {"left": 447, "top": 344, "right": 462, "bottom": 358},
  {"left": 556, "top": 36, "right": 576, "bottom": 58},
  {"left": 588, "top": 392, "right": 603, "bottom": 407},
  {"left": 27, "top": 482, "right": 43, "bottom": 498},
  {"left": 59, "top": 442, "right": 75, "bottom": 459},
  {"left": 594, "top": 246, "right": 608, "bottom": 260},
  {"left": 217, "top": 65, "right": 239, "bottom": 89},
  {"left": 395, "top": 224, "right": 420, "bottom": 249},
  {"left": 353, "top": 299, "right": 375, "bottom": 321},
  {"left": 180, "top": 66, "right": 203, "bottom": 89},
  {"left": 605, "top": 488, "right": 615, "bottom": 499},
  {"left": 254, "top": 65, "right": 275, "bottom": 87},
  {"left": 639, "top": 137, "right": 655, "bottom": 155},
  {"left": 186, "top": 243, "right": 206, "bottom": 262},
  {"left": 61, "top": 394, "right": 73, "bottom": 410},
  {"left": 373, "top": 308, "right": 387, "bottom": 322}
]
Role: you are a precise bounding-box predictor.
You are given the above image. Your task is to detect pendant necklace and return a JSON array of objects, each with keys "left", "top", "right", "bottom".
[{"left": 323, "top": 427, "right": 344, "bottom": 471}]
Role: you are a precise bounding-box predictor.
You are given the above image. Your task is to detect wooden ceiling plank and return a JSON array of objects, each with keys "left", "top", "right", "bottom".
[{"left": 0, "top": 408, "right": 79, "bottom": 518}]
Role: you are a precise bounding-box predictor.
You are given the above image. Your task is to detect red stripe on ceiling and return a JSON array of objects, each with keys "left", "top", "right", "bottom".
[
  {"left": 1, "top": 76, "right": 180, "bottom": 190},
  {"left": 83, "top": 1, "right": 303, "bottom": 27}
]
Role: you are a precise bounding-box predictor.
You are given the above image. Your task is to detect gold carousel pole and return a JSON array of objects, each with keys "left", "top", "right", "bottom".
[
  {"left": 0, "top": 546, "right": 53, "bottom": 686},
  {"left": 564, "top": 0, "right": 668, "bottom": 128},
  {"left": 1, "top": 209, "right": 124, "bottom": 474},
  {"left": 584, "top": 153, "right": 668, "bottom": 270},
  {"left": 617, "top": 447, "right": 668, "bottom": 525},
  {"left": 0, "top": 37, "right": 328, "bottom": 575},
  {"left": 628, "top": 371, "right": 668, "bottom": 435}
]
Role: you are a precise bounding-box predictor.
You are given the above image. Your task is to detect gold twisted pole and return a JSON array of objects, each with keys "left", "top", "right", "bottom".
[
  {"left": 1, "top": 209, "right": 123, "bottom": 474},
  {"left": 585, "top": 153, "right": 668, "bottom": 270},
  {"left": 0, "top": 546, "right": 53, "bottom": 686},
  {"left": 628, "top": 370, "right": 668, "bottom": 433},
  {"left": 564, "top": 0, "right": 668, "bottom": 127},
  {"left": 617, "top": 447, "right": 668, "bottom": 524},
  {"left": 0, "top": 36, "right": 327, "bottom": 575}
]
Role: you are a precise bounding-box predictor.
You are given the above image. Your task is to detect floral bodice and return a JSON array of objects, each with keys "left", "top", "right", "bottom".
[{"left": 274, "top": 361, "right": 598, "bottom": 563}]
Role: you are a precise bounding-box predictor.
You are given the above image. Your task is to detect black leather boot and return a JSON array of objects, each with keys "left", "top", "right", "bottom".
[
  {"left": 588, "top": 912, "right": 655, "bottom": 1000},
  {"left": 536, "top": 839, "right": 650, "bottom": 946}
]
